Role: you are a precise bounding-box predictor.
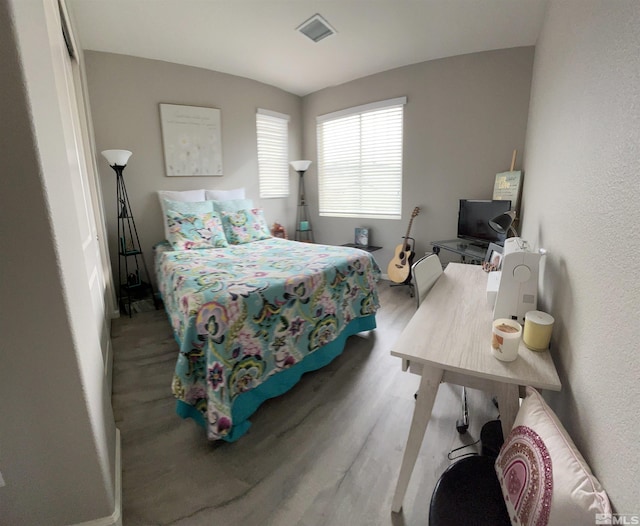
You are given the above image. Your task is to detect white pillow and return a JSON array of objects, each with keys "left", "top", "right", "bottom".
[
  {"left": 495, "top": 387, "right": 611, "bottom": 526},
  {"left": 205, "top": 187, "right": 245, "bottom": 201},
  {"left": 157, "top": 189, "right": 206, "bottom": 240}
]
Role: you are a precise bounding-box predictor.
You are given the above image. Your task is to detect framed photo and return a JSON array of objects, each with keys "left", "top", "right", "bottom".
[
  {"left": 355, "top": 227, "right": 369, "bottom": 246},
  {"left": 484, "top": 242, "right": 504, "bottom": 270},
  {"left": 159, "top": 103, "right": 223, "bottom": 176}
]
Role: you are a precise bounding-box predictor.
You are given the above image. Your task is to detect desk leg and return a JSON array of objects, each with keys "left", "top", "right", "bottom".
[
  {"left": 391, "top": 366, "right": 443, "bottom": 513},
  {"left": 495, "top": 382, "right": 520, "bottom": 440}
]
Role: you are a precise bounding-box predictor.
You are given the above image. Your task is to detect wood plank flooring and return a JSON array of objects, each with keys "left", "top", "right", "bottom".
[{"left": 111, "top": 280, "right": 499, "bottom": 525}]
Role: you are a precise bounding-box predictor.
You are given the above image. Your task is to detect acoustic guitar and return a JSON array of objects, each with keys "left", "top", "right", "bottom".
[{"left": 387, "top": 207, "right": 420, "bottom": 284}]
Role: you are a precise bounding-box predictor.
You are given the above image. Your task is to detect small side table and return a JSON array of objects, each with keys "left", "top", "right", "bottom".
[
  {"left": 341, "top": 243, "right": 382, "bottom": 253},
  {"left": 430, "top": 239, "right": 487, "bottom": 264}
]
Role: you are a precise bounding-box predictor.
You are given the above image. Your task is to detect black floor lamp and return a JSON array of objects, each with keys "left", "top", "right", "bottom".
[
  {"left": 290, "top": 160, "right": 314, "bottom": 243},
  {"left": 101, "top": 149, "right": 156, "bottom": 316}
]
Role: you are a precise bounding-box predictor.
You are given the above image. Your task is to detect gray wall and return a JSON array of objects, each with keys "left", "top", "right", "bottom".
[
  {"left": 85, "top": 52, "right": 303, "bottom": 289},
  {"left": 86, "top": 48, "right": 532, "bottom": 285},
  {"left": 521, "top": 1, "right": 640, "bottom": 512},
  {"left": 302, "top": 47, "right": 534, "bottom": 270}
]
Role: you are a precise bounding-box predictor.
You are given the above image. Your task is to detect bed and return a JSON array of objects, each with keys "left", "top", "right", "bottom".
[{"left": 155, "top": 236, "right": 381, "bottom": 442}]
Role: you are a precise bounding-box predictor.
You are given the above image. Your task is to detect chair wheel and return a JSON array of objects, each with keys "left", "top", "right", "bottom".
[{"left": 456, "top": 419, "right": 469, "bottom": 434}]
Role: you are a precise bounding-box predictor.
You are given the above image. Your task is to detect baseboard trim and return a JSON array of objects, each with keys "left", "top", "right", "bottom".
[{"left": 70, "top": 428, "right": 122, "bottom": 526}]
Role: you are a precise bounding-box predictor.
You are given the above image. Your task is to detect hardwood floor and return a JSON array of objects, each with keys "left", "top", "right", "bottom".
[{"left": 111, "top": 280, "right": 498, "bottom": 525}]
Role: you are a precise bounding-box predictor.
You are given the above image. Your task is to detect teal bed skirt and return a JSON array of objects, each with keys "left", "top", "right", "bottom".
[{"left": 176, "top": 314, "right": 376, "bottom": 442}]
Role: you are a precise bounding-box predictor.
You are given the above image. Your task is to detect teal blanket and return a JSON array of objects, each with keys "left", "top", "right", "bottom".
[{"left": 155, "top": 238, "right": 380, "bottom": 441}]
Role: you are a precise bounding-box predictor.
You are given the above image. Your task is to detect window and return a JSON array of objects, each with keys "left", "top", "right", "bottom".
[
  {"left": 257, "top": 109, "right": 289, "bottom": 198},
  {"left": 316, "top": 97, "right": 406, "bottom": 219}
]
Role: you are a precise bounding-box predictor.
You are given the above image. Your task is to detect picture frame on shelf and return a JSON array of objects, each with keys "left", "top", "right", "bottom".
[
  {"left": 120, "top": 236, "right": 136, "bottom": 254},
  {"left": 484, "top": 242, "right": 504, "bottom": 271},
  {"left": 355, "top": 227, "right": 369, "bottom": 246},
  {"left": 126, "top": 270, "right": 141, "bottom": 288}
]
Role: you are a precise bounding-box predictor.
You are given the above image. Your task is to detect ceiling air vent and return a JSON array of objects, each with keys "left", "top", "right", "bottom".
[{"left": 297, "top": 14, "right": 336, "bottom": 43}]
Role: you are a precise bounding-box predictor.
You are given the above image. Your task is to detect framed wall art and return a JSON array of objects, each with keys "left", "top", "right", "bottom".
[
  {"left": 493, "top": 170, "right": 522, "bottom": 210},
  {"left": 159, "top": 103, "right": 223, "bottom": 176},
  {"left": 493, "top": 150, "right": 523, "bottom": 210}
]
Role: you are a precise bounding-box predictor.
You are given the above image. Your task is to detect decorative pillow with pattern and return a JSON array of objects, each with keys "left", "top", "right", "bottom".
[
  {"left": 166, "top": 210, "right": 228, "bottom": 250},
  {"left": 495, "top": 387, "right": 611, "bottom": 526},
  {"left": 496, "top": 424, "right": 553, "bottom": 525},
  {"left": 160, "top": 198, "right": 214, "bottom": 241},
  {"left": 210, "top": 198, "right": 254, "bottom": 215},
  {"left": 220, "top": 208, "right": 271, "bottom": 244},
  {"left": 157, "top": 190, "right": 206, "bottom": 239}
]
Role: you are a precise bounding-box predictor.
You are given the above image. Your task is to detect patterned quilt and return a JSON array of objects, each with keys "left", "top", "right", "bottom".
[{"left": 154, "top": 238, "right": 381, "bottom": 441}]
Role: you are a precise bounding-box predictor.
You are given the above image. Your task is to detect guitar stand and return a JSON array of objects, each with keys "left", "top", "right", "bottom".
[
  {"left": 389, "top": 236, "right": 415, "bottom": 297},
  {"left": 390, "top": 280, "right": 415, "bottom": 297}
]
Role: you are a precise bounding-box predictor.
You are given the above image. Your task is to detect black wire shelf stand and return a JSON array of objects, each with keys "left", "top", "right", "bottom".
[
  {"left": 114, "top": 165, "right": 157, "bottom": 317},
  {"left": 294, "top": 170, "right": 314, "bottom": 243}
]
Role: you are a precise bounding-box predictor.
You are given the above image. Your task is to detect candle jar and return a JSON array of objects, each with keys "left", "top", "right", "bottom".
[
  {"left": 523, "top": 311, "right": 554, "bottom": 351},
  {"left": 491, "top": 318, "right": 522, "bottom": 362}
]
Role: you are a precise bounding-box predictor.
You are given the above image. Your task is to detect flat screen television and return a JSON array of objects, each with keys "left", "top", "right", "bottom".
[{"left": 457, "top": 199, "right": 512, "bottom": 246}]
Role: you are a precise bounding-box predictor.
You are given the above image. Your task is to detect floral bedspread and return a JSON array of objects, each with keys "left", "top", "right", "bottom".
[{"left": 154, "top": 238, "right": 381, "bottom": 440}]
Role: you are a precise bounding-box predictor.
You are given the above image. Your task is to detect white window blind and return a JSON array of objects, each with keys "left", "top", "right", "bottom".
[
  {"left": 317, "top": 97, "right": 406, "bottom": 219},
  {"left": 257, "top": 109, "right": 289, "bottom": 198}
]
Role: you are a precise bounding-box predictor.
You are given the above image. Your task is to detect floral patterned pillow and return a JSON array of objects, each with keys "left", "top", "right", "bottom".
[
  {"left": 166, "top": 210, "right": 228, "bottom": 250},
  {"left": 160, "top": 198, "right": 212, "bottom": 241},
  {"left": 220, "top": 208, "right": 271, "bottom": 244}
]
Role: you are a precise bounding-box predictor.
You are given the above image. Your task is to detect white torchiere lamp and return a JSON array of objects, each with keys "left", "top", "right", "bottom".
[
  {"left": 101, "top": 148, "right": 133, "bottom": 229},
  {"left": 101, "top": 149, "right": 155, "bottom": 315},
  {"left": 290, "top": 160, "right": 314, "bottom": 242}
]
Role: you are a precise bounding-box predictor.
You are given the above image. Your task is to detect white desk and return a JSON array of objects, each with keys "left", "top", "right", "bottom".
[{"left": 390, "top": 263, "right": 561, "bottom": 512}]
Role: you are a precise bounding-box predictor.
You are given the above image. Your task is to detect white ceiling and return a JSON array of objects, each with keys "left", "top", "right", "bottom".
[{"left": 68, "top": 0, "right": 547, "bottom": 97}]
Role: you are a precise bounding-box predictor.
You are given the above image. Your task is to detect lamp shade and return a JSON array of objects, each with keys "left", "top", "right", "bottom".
[
  {"left": 290, "top": 160, "right": 312, "bottom": 172},
  {"left": 489, "top": 210, "right": 517, "bottom": 234},
  {"left": 101, "top": 149, "right": 132, "bottom": 167}
]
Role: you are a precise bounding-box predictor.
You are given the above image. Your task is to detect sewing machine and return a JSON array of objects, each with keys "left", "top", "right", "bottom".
[{"left": 487, "top": 238, "right": 545, "bottom": 324}]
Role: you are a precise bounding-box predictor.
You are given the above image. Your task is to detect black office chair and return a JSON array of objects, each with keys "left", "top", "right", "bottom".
[{"left": 429, "top": 420, "right": 510, "bottom": 526}]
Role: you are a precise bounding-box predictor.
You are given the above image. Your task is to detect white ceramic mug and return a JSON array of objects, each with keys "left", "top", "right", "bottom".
[{"left": 491, "top": 318, "right": 522, "bottom": 362}]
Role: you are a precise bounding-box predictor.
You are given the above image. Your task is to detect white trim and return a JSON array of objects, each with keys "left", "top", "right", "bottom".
[
  {"left": 316, "top": 96, "right": 407, "bottom": 123},
  {"left": 257, "top": 108, "right": 290, "bottom": 121},
  {"left": 104, "top": 337, "right": 113, "bottom": 397},
  {"left": 69, "top": 429, "right": 122, "bottom": 526}
]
